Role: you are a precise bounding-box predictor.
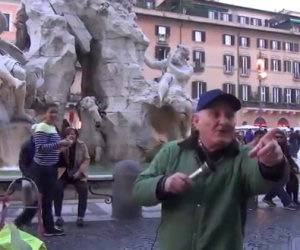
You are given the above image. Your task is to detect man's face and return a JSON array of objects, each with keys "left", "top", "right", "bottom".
[{"left": 194, "top": 101, "right": 236, "bottom": 151}]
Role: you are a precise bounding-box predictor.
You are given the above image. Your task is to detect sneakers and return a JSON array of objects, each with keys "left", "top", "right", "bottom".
[
  {"left": 76, "top": 217, "right": 84, "bottom": 227},
  {"left": 44, "top": 227, "right": 65, "bottom": 237},
  {"left": 262, "top": 198, "right": 276, "bottom": 207},
  {"left": 55, "top": 217, "right": 64, "bottom": 227},
  {"left": 283, "top": 203, "right": 298, "bottom": 211}
]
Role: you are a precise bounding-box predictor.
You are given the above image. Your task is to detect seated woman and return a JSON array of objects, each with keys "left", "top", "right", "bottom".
[{"left": 54, "top": 127, "right": 90, "bottom": 227}]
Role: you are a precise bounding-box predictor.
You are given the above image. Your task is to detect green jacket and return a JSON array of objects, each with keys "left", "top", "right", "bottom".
[{"left": 133, "top": 140, "right": 285, "bottom": 250}]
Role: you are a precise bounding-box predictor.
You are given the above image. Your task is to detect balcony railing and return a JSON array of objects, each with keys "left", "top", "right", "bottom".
[{"left": 241, "top": 99, "right": 300, "bottom": 110}]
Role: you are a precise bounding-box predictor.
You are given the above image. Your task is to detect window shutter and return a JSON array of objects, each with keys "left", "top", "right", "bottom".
[
  {"left": 278, "top": 88, "right": 282, "bottom": 103},
  {"left": 278, "top": 60, "right": 282, "bottom": 71},
  {"left": 223, "top": 55, "right": 226, "bottom": 66},
  {"left": 229, "top": 14, "right": 232, "bottom": 21},
  {"left": 247, "top": 37, "right": 250, "bottom": 47},
  {"left": 292, "top": 89, "right": 296, "bottom": 103},
  {"left": 265, "top": 19, "right": 269, "bottom": 27},
  {"left": 232, "top": 35, "right": 235, "bottom": 46},
  {"left": 270, "top": 40, "right": 273, "bottom": 49},
  {"left": 155, "top": 25, "right": 159, "bottom": 36},
  {"left": 238, "top": 16, "right": 241, "bottom": 23},
  {"left": 247, "top": 56, "right": 251, "bottom": 69},
  {"left": 202, "top": 32, "right": 206, "bottom": 42},
  {"left": 239, "top": 56, "right": 242, "bottom": 68},
  {"left": 266, "top": 87, "right": 269, "bottom": 102},
  {"left": 264, "top": 58, "right": 268, "bottom": 70},
  {"left": 193, "top": 50, "right": 196, "bottom": 62},
  {"left": 265, "top": 39, "right": 268, "bottom": 49},
  {"left": 192, "top": 31, "right": 195, "bottom": 41},
  {"left": 203, "top": 82, "right": 207, "bottom": 93},
  {"left": 246, "top": 17, "right": 250, "bottom": 24},
  {"left": 257, "top": 39, "right": 259, "bottom": 48},
  {"left": 238, "top": 37, "right": 242, "bottom": 46},
  {"left": 214, "top": 12, "right": 218, "bottom": 19},
  {"left": 155, "top": 46, "right": 159, "bottom": 59},
  {"left": 238, "top": 85, "right": 243, "bottom": 99},
  {"left": 222, "top": 83, "right": 227, "bottom": 92},
  {"left": 222, "top": 34, "right": 225, "bottom": 44},
  {"left": 284, "top": 89, "right": 287, "bottom": 103},
  {"left": 283, "top": 42, "right": 286, "bottom": 51},
  {"left": 295, "top": 43, "right": 299, "bottom": 52},
  {"left": 271, "top": 59, "right": 274, "bottom": 71},
  {"left": 258, "top": 19, "right": 262, "bottom": 26},
  {"left": 231, "top": 55, "right": 234, "bottom": 67},
  {"left": 248, "top": 85, "right": 251, "bottom": 100},
  {"left": 284, "top": 61, "right": 287, "bottom": 72},
  {"left": 232, "top": 84, "right": 236, "bottom": 95},
  {"left": 191, "top": 82, "right": 197, "bottom": 99},
  {"left": 201, "top": 52, "right": 205, "bottom": 63},
  {"left": 278, "top": 41, "right": 281, "bottom": 50},
  {"left": 166, "top": 27, "right": 170, "bottom": 37},
  {"left": 291, "top": 43, "right": 294, "bottom": 52}
]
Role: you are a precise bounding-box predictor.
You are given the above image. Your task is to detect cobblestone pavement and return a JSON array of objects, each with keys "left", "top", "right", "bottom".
[{"left": 4, "top": 196, "right": 300, "bottom": 250}]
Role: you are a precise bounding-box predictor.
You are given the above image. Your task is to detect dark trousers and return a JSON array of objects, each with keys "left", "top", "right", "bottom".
[
  {"left": 264, "top": 184, "right": 291, "bottom": 206},
  {"left": 15, "top": 163, "right": 58, "bottom": 232},
  {"left": 54, "top": 172, "right": 88, "bottom": 218},
  {"left": 286, "top": 174, "right": 299, "bottom": 202}
]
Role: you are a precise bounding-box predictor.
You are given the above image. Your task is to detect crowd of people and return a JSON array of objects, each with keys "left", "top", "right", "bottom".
[
  {"left": 14, "top": 103, "right": 90, "bottom": 236},
  {"left": 236, "top": 128, "right": 300, "bottom": 210}
]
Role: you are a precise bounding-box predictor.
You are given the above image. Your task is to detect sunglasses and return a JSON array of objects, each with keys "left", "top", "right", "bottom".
[{"left": 275, "top": 136, "right": 284, "bottom": 139}]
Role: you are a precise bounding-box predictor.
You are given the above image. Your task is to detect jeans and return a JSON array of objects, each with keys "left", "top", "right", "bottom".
[{"left": 54, "top": 172, "right": 88, "bottom": 218}]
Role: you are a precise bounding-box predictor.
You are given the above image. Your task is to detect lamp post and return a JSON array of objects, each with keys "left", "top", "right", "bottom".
[{"left": 257, "top": 51, "right": 267, "bottom": 126}]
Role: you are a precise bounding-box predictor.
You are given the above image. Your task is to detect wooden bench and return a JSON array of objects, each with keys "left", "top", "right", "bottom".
[{"left": 0, "top": 170, "right": 114, "bottom": 204}]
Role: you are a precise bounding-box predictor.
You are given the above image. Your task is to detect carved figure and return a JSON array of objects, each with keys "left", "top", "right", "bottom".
[
  {"left": 0, "top": 11, "right": 30, "bottom": 121},
  {"left": 77, "top": 96, "right": 106, "bottom": 163},
  {"left": 145, "top": 44, "right": 194, "bottom": 138}
]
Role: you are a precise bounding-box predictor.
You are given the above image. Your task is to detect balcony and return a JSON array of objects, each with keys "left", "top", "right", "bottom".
[
  {"left": 241, "top": 99, "right": 300, "bottom": 110},
  {"left": 135, "top": 1, "right": 155, "bottom": 9}
]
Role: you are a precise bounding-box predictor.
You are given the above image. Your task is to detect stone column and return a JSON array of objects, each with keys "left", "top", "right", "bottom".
[{"left": 112, "top": 160, "right": 142, "bottom": 219}]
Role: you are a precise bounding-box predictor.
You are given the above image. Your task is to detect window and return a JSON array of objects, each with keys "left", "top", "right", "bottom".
[
  {"left": 155, "top": 46, "right": 170, "bottom": 60},
  {"left": 223, "top": 55, "right": 234, "bottom": 74},
  {"left": 222, "top": 83, "right": 235, "bottom": 95},
  {"left": 271, "top": 59, "right": 281, "bottom": 72},
  {"left": 264, "top": 58, "right": 269, "bottom": 71},
  {"left": 3, "top": 13, "right": 10, "bottom": 32},
  {"left": 273, "top": 87, "right": 281, "bottom": 103},
  {"left": 293, "top": 61, "right": 300, "bottom": 79},
  {"left": 284, "top": 60, "right": 292, "bottom": 73},
  {"left": 223, "top": 34, "right": 235, "bottom": 46},
  {"left": 238, "top": 16, "right": 250, "bottom": 25},
  {"left": 258, "top": 86, "right": 269, "bottom": 102},
  {"left": 209, "top": 11, "right": 218, "bottom": 20},
  {"left": 191, "top": 81, "right": 207, "bottom": 99},
  {"left": 239, "top": 56, "right": 251, "bottom": 76},
  {"left": 294, "top": 43, "right": 299, "bottom": 52},
  {"left": 239, "top": 36, "right": 250, "bottom": 47},
  {"left": 284, "top": 88, "right": 292, "bottom": 104},
  {"left": 240, "top": 85, "right": 251, "bottom": 101},
  {"left": 220, "top": 13, "right": 232, "bottom": 22},
  {"left": 193, "top": 50, "right": 205, "bottom": 72},
  {"left": 257, "top": 38, "right": 268, "bottom": 49},
  {"left": 271, "top": 40, "right": 281, "bottom": 50},
  {"left": 251, "top": 18, "right": 262, "bottom": 26},
  {"left": 192, "top": 31, "right": 206, "bottom": 42},
  {"left": 283, "top": 42, "right": 299, "bottom": 52},
  {"left": 155, "top": 25, "right": 170, "bottom": 42}
]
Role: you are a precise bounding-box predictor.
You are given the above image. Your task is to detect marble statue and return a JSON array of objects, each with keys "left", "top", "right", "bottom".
[
  {"left": 77, "top": 96, "right": 105, "bottom": 163},
  {"left": 144, "top": 45, "right": 194, "bottom": 139}
]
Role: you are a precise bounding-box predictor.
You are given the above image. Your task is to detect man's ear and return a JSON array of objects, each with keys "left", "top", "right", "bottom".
[{"left": 192, "top": 114, "right": 199, "bottom": 125}]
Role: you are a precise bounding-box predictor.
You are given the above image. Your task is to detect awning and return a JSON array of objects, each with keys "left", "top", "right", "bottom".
[{"left": 290, "top": 19, "right": 300, "bottom": 24}]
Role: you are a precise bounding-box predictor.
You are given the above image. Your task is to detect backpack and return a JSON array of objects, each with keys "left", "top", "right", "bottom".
[{"left": 18, "top": 136, "right": 35, "bottom": 175}]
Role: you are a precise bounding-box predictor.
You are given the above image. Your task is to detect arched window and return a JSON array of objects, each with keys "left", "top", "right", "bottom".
[
  {"left": 277, "top": 117, "right": 289, "bottom": 127},
  {"left": 254, "top": 117, "right": 267, "bottom": 127}
]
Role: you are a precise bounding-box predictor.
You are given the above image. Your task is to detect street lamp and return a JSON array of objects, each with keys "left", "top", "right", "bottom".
[{"left": 257, "top": 52, "right": 267, "bottom": 126}]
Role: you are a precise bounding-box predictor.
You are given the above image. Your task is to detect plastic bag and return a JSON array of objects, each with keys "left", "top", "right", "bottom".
[{"left": 0, "top": 223, "right": 46, "bottom": 250}]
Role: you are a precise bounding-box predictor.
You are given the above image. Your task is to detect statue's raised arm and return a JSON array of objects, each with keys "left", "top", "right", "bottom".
[{"left": 144, "top": 54, "right": 168, "bottom": 71}]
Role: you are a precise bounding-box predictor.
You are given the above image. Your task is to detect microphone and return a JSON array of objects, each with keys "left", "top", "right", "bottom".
[{"left": 189, "top": 161, "right": 215, "bottom": 180}]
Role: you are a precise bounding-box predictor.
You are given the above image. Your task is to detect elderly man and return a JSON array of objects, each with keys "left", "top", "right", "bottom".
[{"left": 133, "top": 89, "right": 288, "bottom": 250}]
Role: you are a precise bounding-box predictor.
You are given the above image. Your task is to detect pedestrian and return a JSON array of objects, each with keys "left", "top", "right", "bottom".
[
  {"left": 244, "top": 129, "right": 254, "bottom": 144},
  {"left": 133, "top": 89, "right": 288, "bottom": 250},
  {"left": 274, "top": 131, "right": 300, "bottom": 205},
  {"left": 54, "top": 127, "right": 90, "bottom": 228},
  {"left": 31, "top": 103, "right": 73, "bottom": 236},
  {"left": 14, "top": 125, "right": 36, "bottom": 228},
  {"left": 289, "top": 128, "right": 300, "bottom": 158},
  {"left": 262, "top": 130, "right": 297, "bottom": 210}
]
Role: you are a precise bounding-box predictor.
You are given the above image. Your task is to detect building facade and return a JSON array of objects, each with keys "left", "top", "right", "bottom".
[
  {"left": 2, "top": 0, "right": 300, "bottom": 128},
  {"left": 135, "top": 0, "right": 300, "bottom": 128}
]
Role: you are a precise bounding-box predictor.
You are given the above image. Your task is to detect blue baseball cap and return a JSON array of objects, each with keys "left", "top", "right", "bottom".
[{"left": 196, "top": 89, "right": 241, "bottom": 112}]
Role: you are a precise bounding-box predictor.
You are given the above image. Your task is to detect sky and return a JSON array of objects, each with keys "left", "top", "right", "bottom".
[{"left": 219, "top": 0, "right": 300, "bottom": 13}]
